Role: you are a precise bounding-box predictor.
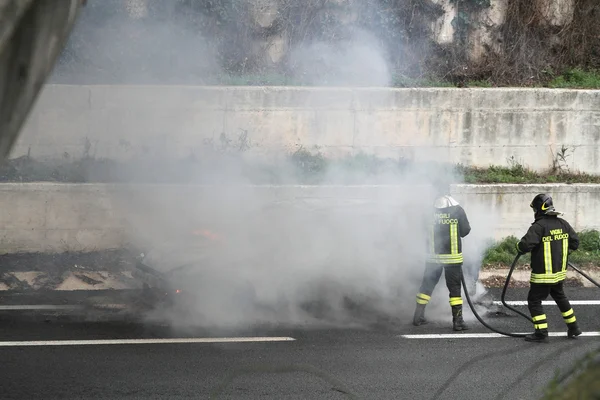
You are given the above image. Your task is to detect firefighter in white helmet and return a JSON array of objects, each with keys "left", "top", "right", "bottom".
[{"left": 412, "top": 182, "right": 471, "bottom": 331}]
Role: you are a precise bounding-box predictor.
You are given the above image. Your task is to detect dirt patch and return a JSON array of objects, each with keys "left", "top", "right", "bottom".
[
  {"left": 481, "top": 275, "right": 584, "bottom": 288},
  {"left": 0, "top": 273, "right": 32, "bottom": 290},
  {"left": 481, "top": 275, "right": 529, "bottom": 288},
  {"left": 482, "top": 263, "right": 600, "bottom": 271},
  {"left": 560, "top": 278, "right": 584, "bottom": 287},
  {"left": 72, "top": 273, "right": 104, "bottom": 286},
  {"left": 0, "top": 249, "right": 139, "bottom": 290}
]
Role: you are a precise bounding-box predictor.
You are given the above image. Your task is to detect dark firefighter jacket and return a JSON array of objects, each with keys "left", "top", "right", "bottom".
[
  {"left": 427, "top": 205, "right": 471, "bottom": 265},
  {"left": 516, "top": 215, "right": 579, "bottom": 284}
]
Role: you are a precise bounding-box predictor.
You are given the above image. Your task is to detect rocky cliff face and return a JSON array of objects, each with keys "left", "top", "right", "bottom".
[{"left": 54, "top": 0, "right": 598, "bottom": 85}]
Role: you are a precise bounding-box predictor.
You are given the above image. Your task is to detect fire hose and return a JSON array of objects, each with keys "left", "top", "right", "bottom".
[
  {"left": 461, "top": 254, "right": 529, "bottom": 338},
  {"left": 461, "top": 254, "right": 600, "bottom": 338}
]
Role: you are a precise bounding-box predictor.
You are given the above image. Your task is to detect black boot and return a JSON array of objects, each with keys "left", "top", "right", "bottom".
[
  {"left": 567, "top": 322, "right": 582, "bottom": 339},
  {"left": 452, "top": 305, "right": 469, "bottom": 331},
  {"left": 524, "top": 329, "right": 549, "bottom": 343},
  {"left": 412, "top": 304, "right": 428, "bottom": 326}
]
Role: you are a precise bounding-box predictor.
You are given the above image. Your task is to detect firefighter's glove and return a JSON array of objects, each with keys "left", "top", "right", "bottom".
[{"left": 515, "top": 242, "right": 525, "bottom": 256}]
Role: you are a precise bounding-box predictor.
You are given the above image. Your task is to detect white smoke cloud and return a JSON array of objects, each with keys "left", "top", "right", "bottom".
[
  {"left": 289, "top": 28, "right": 392, "bottom": 87},
  {"left": 113, "top": 168, "right": 488, "bottom": 331},
  {"left": 46, "top": 0, "right": 500, "bottom": 331}
]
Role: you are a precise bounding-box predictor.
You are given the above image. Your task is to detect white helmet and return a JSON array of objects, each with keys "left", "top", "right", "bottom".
[{"left": 434, "top": 195, "right": 460, "bottom": 209}]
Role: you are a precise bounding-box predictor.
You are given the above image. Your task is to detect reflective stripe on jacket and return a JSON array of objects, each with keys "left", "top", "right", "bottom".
[
  {"left": 427, "top": 204, "right": 471, "bottom": 264},
  {"left": 516, "top": 215, "right": 579, "bottom": 284}
]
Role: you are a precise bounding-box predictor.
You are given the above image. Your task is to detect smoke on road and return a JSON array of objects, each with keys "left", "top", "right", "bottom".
[{"left": 53, "top": 0, "right": 499, "bottom": 331}]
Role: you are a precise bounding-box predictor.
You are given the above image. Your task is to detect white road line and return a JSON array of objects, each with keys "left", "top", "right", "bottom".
[
  {"left": 492, "top": 300, "right": 600, "bottom": 306},
  {"left": 0, "top": 337, "right": 297, "bottom": 347},
  {"left": 0, "top": 305, "right": 84, "bottom": 311},
  {"left": 400, "top": 332, "right": 600, "bottom": 339}
]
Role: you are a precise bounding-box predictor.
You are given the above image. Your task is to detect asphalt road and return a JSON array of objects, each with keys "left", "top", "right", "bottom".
[{"left": 0, "top": 288, "right": 599, "bottom": 400}]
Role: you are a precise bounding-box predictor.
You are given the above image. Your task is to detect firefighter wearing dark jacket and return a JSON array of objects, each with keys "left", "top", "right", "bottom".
[
  {"left": 516, "top": 193, "right": 582, "bottom": 343},
  {"left": 413, "top": 187, "right": 471, "bottom": 331}
]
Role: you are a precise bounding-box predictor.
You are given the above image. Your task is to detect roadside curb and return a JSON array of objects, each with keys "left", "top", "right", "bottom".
[
  {"left": 1, "top": 267, "right": 597, "bottom": 291},
  {"left": 479, "top": 268, "right": 600, "bottom": 288}
]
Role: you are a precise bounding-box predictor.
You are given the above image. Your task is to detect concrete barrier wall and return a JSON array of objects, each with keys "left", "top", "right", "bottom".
[
  {"left": 0, "top": 183, "right": 598, "bottom": 254},
  {"left": 13, "top": 85, "right": 600, "bottom": 173}
]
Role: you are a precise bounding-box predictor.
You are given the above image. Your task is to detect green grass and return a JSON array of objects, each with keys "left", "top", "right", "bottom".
[
  {"left": 458, "top": 164, "right": 600, "bottom": 184},
  {"left": 125, "top": 68, "right": 600, "bottom": 89},
  {"left": 63, "top": 68, "right": 597, "bottom": 89},
  {"left": 195, "top": 72, "right": 461, "bottom": 88},
  {"left": 482, "top": 230, "right": 600, "bottom": 267},
  {"left": 482, "top": 235, "right": 524, "bottom": 266},
  {"left": 215, "top": 73, "right": 301, "bottom": 86},
  {"left": 542, "top": 347, "right": 600, "bottom": 400},
  {"left": 2, "top": 151, "right": 600, "bottom": 185},
  {"left": 466, "top": 79, "right": 493, "bottom": 88},
  {"left": 391, "top": 74, "right": 455, "bottom": 88},
  {"left": 156, "top": 68, "right": 600, "bottom": 89},
  {"left": 548, "top": 68, "right": 600, "bottom": 89},
  {"left": 289, "top": 151, "right": 600, "bottom": 185}
]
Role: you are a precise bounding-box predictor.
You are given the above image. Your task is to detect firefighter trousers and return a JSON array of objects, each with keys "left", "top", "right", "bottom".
[
  {"left": 528, "top": 281, "right": 578, "bottom": 331},
  {"left": 416, "top": 263, "right": 463, "bottom": 307}
]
